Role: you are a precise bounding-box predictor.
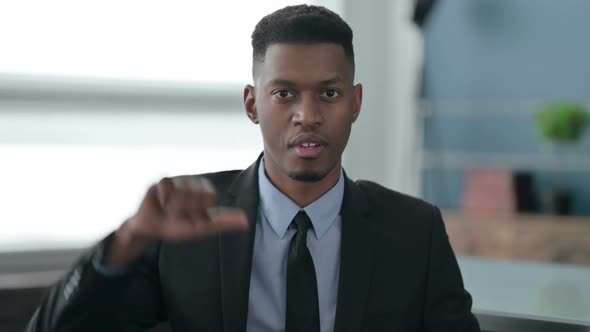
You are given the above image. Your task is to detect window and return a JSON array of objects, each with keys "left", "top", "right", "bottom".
[
  {"left": 0, "top": 111, "right": 262, "bottom": 251},
  {"left": 0, "top": 0, "right": 316, "bottom": 83},
  {"left": 0, "top": 0, "right": 333, "bottom": 251}
]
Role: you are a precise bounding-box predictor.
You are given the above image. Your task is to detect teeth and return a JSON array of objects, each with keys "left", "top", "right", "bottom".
[{"left": 301, "top": 142, "right": 319, "bottom": 148}]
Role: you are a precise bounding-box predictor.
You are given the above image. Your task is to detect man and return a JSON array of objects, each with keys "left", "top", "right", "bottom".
[{"left": 27, "top": 5, "right": 480, "bottom": 332}]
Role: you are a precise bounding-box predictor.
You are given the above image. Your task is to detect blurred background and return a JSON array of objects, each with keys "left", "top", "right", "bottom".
[{"left": 1, "top": 0, "right": 589, "bottom": 331}]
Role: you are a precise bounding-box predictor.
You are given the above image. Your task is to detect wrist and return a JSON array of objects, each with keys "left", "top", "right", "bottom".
[{"left": 104, "top": 219, "right": 152, "bottom": 267}]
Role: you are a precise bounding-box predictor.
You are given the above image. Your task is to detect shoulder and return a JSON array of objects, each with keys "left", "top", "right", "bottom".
[
  {"left": 198, "top": 169, "right": 243, "bottom": 183},
  {"left": 354, "top": 179, "right": 441, "bottom": 231},
  {"left": 355, "top": 180, "right": 437, "bottom": 214}
]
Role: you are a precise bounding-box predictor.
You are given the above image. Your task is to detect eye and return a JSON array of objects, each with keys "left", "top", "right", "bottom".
[
  {"left": 273, "top": 90, "right": 295, "bottom": 99},
  {"left": 321, "top": 89, "right": 341, "bottom": 98}
]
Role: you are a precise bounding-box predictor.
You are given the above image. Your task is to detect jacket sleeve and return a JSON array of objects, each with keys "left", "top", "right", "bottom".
[
  {"left": 25, "top": 233, "right": 166, "bottom": 332},
  {"left": 423, "top": 207, "right": 481, "bottom": 332}
]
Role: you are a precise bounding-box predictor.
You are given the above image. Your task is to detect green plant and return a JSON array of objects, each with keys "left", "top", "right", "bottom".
[{"left": 536, "top": 103, "right": 589, "bottom": 143}]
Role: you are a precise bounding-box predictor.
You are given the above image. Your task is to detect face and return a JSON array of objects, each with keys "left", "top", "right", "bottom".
[{"left": 244, "top": 43, "right": 362, "bottom": 185}]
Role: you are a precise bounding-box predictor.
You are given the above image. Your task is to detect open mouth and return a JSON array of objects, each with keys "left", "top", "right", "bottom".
[
  {"left": 293, "top": 142, "right": 324, "bottom": 158},
  {"left": 288, "top": 133, "right": 328, "bottom": 159}
]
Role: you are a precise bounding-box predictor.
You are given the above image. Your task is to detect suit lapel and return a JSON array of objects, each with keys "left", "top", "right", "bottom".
[
  {"left": 334, "top": 178, "right": 375, "bottom": 332},
  {"left": 218, "top": 158, "right": 261, "bottom": 332},
  {"left": 217, "top": 160, "right": 376, "bottom": 331}
]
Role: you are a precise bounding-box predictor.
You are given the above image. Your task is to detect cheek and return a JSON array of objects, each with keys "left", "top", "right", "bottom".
[
  {"left": 333, "top": 121, "right": 353, "bottom": 149},
  {"left": 259, "top": 121, "right": 285, "bottom": 148},
  {"left": 259, "top": 107, "right": 291, "bottom": 137}
]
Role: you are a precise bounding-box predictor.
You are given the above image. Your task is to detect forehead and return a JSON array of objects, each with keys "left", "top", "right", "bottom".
[{"left": 255, "top": 43, "right": 353, "bottom": 85}]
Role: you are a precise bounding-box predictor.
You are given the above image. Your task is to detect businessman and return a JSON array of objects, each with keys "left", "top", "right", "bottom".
[{"left": 27, "top": 4, "right": 480, "bottom": 332}]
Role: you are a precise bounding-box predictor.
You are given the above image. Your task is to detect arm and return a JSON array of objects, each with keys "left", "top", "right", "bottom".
[
  {"left": 423, "top": 207, "right": 481, "bottom": 332},
  {"left": 25, "top": 176, "right": 248, "bottom": 332},
  {"left": 25, "top": 233, "right": 165, "bottom": 332}
]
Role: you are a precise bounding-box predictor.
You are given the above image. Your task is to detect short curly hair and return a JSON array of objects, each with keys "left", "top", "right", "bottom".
[{"left": 251, "top": 4, "right": 354, "bottom": 73}]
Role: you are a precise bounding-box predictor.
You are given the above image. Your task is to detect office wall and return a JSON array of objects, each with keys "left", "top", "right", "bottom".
[{"left": 421, "top": 0, "right": 590, "bottom": 215}]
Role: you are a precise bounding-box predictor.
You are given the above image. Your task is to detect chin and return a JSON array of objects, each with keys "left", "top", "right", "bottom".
[{"left": 288, "top": 170, "right": 326, "bottom": 183}]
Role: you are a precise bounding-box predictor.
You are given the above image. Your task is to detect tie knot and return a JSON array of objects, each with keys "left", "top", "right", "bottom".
[{"left": 292, "top": 210, "right": 313, "bottom": 234}]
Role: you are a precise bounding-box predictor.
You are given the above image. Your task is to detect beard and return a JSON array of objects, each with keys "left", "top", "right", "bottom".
[{"left": 288, "top": 170, "right": 326, "bottom": 182}]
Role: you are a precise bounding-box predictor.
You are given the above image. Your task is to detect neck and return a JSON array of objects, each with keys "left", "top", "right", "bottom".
[{"left": 264, "top": 160, "right": 341, "bottom": 208}]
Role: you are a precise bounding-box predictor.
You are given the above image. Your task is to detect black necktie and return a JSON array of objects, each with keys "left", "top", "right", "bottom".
[{"left": 285, "top": 210, "right": 320, "bottom": 332}]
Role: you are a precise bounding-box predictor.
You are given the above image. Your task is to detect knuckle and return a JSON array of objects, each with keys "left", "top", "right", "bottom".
[
  {"left": 158, "top": 177, "right": 172, "bottom": 189},
  {"left": 170, "top": 175, "right": 217, "bottom": 194}
]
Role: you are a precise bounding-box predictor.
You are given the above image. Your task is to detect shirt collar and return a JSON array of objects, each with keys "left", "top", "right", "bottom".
[{"left": 258, "top": 158, "right": 344, "bottom": 240}]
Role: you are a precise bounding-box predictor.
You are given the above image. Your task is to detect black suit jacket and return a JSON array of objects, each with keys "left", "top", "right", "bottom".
[{"left": 27, "top": 157, "right": 480, "bottom": 332}]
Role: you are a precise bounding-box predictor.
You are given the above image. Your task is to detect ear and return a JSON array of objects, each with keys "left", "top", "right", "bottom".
[
  {"left": 351, "top": 83, "right": 363, "bottom": 123},
  {"left": 244, "top": 85, "right": 258, "bottom": 124}
]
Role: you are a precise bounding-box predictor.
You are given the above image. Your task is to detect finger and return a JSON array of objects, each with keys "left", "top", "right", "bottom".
[
  {"left": 157, "top": 218, "right": 235, "bottom": 240},
  {"left": 191, "top": 176, "right": 216, "bottom": 194},
  {"left": 159, "top": 219, "right": 205, "bottom": 240},
  {"left": 198, "top": 208, "right": 249, "bottom": 233},
  {"left": 167, "top": 176, "right": 217, "bottom": 219},
  {"left": 171, "top": 176, "right": 189, "bottom": 191},
  {"left": 207, "top": 207, "right": 248, "bottom": 223},
  {"left": 167, "top": 191, "right": 217, "bottom": 220},
  {"left": 209, "top": 210, "right": 250, "bottom": 232},
  {"left": 156, "top": 178, "right": 174, "bottom": 207},
  {"left": 159, "top": 208, "right": 248, "bottom": 240},
  {"left": 171, "top": 176, "right": 216, "bottom": 195},
  {"left": 195, "top": 190, "right": 217, "bottom": 210},
  {"left": 141, "top": 184, "right": 161, "bottom": 211}
]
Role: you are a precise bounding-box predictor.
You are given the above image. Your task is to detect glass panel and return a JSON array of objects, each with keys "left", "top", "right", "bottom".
[
  {"left": 0, "top": 0, "right": 308, "bottom": 83},
  {"left": 0, "top": 112, "right": 263, "bottom": 251}
]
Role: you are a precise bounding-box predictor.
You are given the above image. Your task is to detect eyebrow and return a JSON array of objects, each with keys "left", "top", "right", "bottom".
[
  {"left": 267, "top": 76, "right": 345, "bottom": 87},
  {"left": 268, "top": 79, "right": 296, "bottom": 87},
  {"left": 319, "top": 77, "right": 344, "bottom": 85}
]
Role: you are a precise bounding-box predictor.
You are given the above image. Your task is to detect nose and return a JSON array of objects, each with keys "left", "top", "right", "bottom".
[{"left": 292, "top": 94, "right": 323, "bottom": 128}]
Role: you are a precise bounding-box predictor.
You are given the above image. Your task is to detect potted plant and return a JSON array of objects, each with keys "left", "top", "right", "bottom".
[
  {"left": 537, "top": 102, "right": 589, "bottom": 145},
  {"left": 535, "top": 102, "right": 589, "bottom": 215}
]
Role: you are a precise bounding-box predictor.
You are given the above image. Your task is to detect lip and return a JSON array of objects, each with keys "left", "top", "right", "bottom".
[
  {"left": 288, "top": 133, "right": 328, "bottom": 159},
  {"left": 288, "top": 133, "right": 328, "bottom": 148},
  {"left": 293, "top": 144, "right": 324, "bottom": 159}
]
